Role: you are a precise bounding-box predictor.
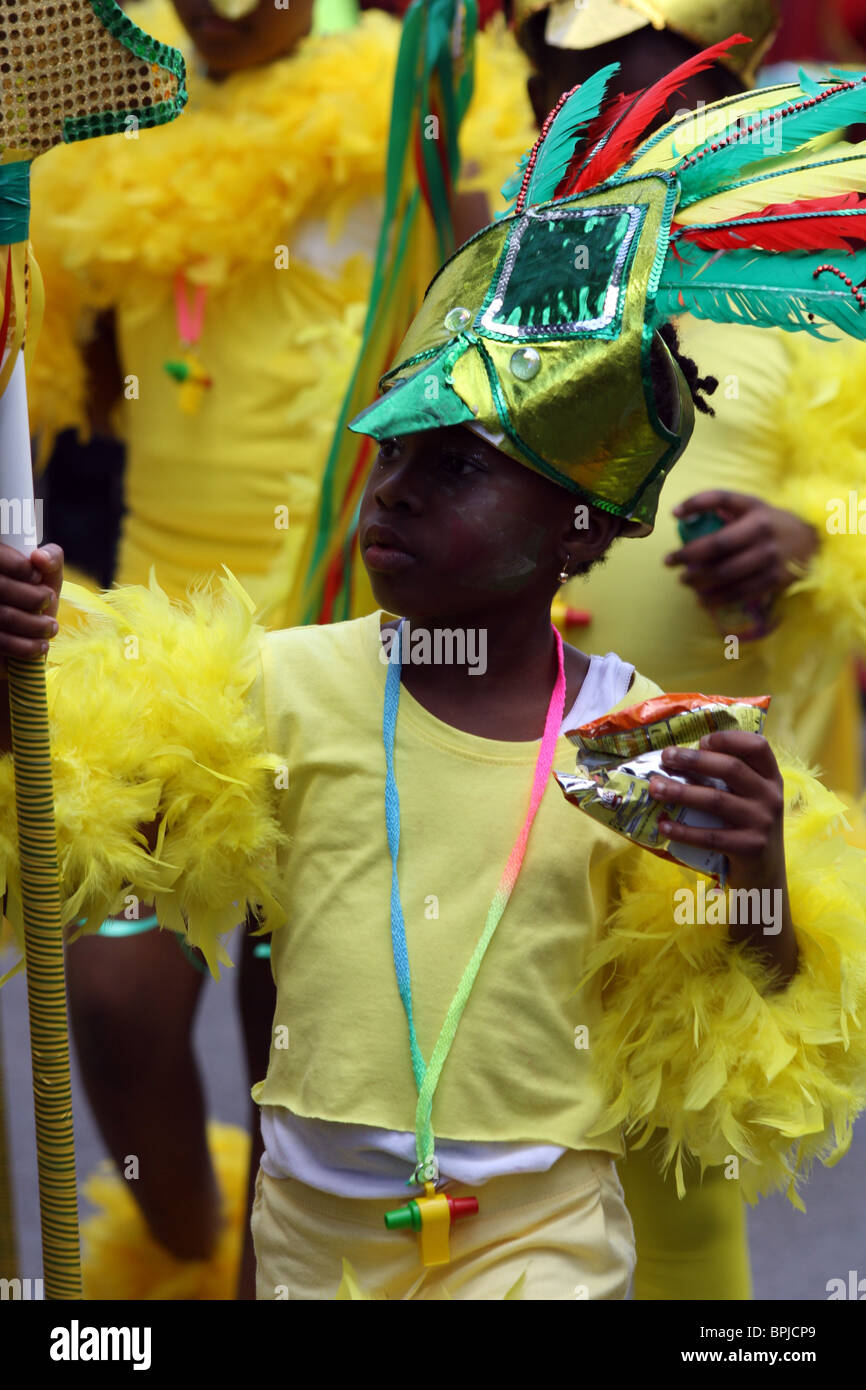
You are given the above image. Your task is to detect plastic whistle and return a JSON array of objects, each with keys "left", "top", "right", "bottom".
[
  {"left": 384, "top": 1182, "right": 478, "bottom": 1266},
  {"left": 163, "top": 354, "right": 213, "bottom": 415},
  {"left": 551, "top": 598, "right": 591, "bottom": 631}
]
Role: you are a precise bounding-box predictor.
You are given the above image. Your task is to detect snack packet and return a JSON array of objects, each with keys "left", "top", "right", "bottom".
[{"left": 555, "top": 693, "right": 771, "bottom": 885}]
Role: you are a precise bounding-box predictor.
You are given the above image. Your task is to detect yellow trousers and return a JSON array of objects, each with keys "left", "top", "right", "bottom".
[
  {"left": 619, "top": 1147, "right": 752, "bottom": 1301},
  {"left": 252, "top": 1150, "right": 635, "bottom": 1300}
]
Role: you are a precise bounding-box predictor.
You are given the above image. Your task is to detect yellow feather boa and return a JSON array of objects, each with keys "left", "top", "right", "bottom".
[
  {"left": 0, "top": 576, "right": 288, "bottom": 975},
  {"left": 30, "top": 5, "right": 401, "bottom": 299},
  {"left": 585, "top": 758, "right": 866, "bottom": 1209}
]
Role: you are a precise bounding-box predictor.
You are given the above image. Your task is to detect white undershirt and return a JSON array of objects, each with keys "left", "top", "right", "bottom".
[{"left": 260, "top": 650, "right": 635, "bottom": 1197}]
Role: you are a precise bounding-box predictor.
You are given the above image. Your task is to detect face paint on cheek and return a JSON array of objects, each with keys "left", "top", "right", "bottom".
[{"left": 446, "top": 498, "right": 552, "bottom": 593}]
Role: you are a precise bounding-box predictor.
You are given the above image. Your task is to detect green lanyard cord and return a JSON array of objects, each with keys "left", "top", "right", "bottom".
[{"left": 382, "top": 618, "right": 567, "bottom": 1184}]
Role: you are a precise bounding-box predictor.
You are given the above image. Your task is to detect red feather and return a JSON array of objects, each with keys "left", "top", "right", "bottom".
[
  {"left": 673, "top": 193, "right": 866, "bottom": 252},
  {"left": 555, "top": 89, "right": 640, "bottom": 199},
  {"left": 571, "top": 33, "right": 753, "bottom": 194}
]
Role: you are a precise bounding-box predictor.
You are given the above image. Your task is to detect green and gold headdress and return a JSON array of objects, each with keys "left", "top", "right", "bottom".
[{"left": 351, "top": 35, "right": 866, "bottom": 533}]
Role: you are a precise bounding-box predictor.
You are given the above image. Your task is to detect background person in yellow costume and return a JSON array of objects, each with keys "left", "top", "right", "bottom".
[
  {"left": 26, "top": 0, "right": 534, "bottom": 1299},
  {"left": 511, "top": 0, "right": 866, "bottom": 1301}
]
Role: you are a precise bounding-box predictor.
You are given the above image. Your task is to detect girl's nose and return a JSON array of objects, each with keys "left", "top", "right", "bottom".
[{"left": 373, "top": 444, "right": 426, "bottom": 513}]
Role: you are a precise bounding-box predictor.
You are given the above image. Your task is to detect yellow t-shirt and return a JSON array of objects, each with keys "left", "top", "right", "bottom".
[
  {"left": 251, "top": 611, "right": 660, "bottom": 1151},
  {"left": 115, "top": 248, "right": 373, "bottom": 607}
]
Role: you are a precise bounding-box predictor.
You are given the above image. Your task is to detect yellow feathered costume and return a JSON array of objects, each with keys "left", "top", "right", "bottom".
[
  {"left": 0, "top": 578, "right": 864, "bottom": 1214},
  {"left": 80, "top": 1122, "right": 250, "bottom": 1301}
]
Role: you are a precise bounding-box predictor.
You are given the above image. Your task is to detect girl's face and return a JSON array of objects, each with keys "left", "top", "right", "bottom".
[
  {"left": 358, "top": 426, "right": 614, "bottom": 621},
  {"left": 171, "top": 0, "right": 314, "bottom": 76}
]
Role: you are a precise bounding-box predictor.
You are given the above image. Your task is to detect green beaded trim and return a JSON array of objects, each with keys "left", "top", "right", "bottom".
[
  {"left": 378, "top": 344, "right": 441, "bottom": 391},
  {"left": 629, "top": 176, "right": 687, "bottom": 520},
  {"left": 62, "top": 0, "right": 187, "bottom": 145},
  {"left": 615, "top": 81, "right": 794, "bottom": 182},
  {"left": 678, "top": 150, "right": 866, "bottom": 214}
]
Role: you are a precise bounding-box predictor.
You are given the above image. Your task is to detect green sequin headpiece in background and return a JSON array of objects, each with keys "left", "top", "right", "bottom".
[{"left": 351, "top": 34, "right": 866, "bottom": 533}]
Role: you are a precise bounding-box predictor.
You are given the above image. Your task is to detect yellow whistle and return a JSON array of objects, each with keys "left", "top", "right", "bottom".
[
  {"left": 164, "top": 352, "right": 213, "bottom": 415},
  {"left": 384, "top": 1183, "right": 478, "bottom": 1267}
]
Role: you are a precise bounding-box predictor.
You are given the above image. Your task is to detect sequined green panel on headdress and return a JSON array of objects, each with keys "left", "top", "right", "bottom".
[{"left": 351, "top": 36, "right": 866, "bottom": 534}]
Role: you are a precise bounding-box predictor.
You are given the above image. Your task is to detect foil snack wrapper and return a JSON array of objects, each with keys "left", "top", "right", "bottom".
[{"left": 555, "top": 693, "right": 772, "bottom": 885}]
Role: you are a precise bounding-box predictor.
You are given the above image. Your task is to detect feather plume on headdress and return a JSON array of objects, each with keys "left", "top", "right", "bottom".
[{"left": 352, "top": 39, "right": 866, "bottom": 533}]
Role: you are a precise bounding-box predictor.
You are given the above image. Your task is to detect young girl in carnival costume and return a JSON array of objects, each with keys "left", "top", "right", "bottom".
[
  {"left": 4, "top": 34, "right": 866, "bottom": 1298},
  {"left": 24, "top": 0, "right": 533, "bottom": 1296},
  {"left": 511, "top": 0, "right": 866, "bottom": 1302}
]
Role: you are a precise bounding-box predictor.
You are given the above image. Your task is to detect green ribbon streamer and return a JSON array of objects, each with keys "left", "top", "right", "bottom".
[
  {"left": 297, "top": 0, "right": 478, "bottom": 625},
  {"left": 0, "top": 163, "right": 31, "bottom": 244}
]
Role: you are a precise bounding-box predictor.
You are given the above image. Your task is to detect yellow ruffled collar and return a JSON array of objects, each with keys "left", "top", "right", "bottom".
[{"left": 31, "top": 2, "right": 400, "bottom": 295}]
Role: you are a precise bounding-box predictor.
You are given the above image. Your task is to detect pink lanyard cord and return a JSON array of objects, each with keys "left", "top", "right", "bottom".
[{"left": 174, "top": 272, "right": 208, "bottom": 347}]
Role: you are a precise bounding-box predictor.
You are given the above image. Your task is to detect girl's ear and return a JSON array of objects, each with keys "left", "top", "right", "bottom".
[{"left": 559, "top": 504, "right": 623, "bottom": 573}]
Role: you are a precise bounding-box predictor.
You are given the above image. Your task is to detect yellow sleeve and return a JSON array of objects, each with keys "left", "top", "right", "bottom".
[
  {"left": 0, "top": 576, "right": 288, "bottom": 979},
  {"left": 585, "top": 754, "right": 866, "bottom": 1209}
]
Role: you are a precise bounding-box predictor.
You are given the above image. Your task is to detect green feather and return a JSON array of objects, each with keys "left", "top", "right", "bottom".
[
  {"left": 520, "top": 63, "right": 620, "bottom": 208},
  {"left": 499, "top": 153, "right": 529, "bottom": 211},
  {"left": 799, "top": 67, "right": 823, "bottom": 97},
  {"left": 678, "top": 74, "right": 866, "bottom": 201},
  {"left": 622, "top": 82, "right": 801, "bottom": 177},
  {"left": 655, "top": 245, "right": 866, "bottom": 340}
]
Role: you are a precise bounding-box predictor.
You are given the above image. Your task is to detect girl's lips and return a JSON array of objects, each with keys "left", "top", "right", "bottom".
[{"left": 364, "top": 544, "right": 415, "bottom": 574}]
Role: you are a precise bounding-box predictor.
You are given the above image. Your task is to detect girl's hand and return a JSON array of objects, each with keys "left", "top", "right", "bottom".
[
  {"left": 0, "top": 543, "right": 64, "bottom": 675},
  {"left": 665, "top": 491, "right": 818, "bottom": 608},
  {"left": 648, "top": 731, "right": 797, "bottom": 984}
]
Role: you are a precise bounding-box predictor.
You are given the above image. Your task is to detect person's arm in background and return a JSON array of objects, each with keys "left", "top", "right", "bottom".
[
  {"left": 664, "top": 323, "right": 866, "bottom": 659},
  {"left": 39, "top": 310, "right": 125, "bottom": 590},
  {"left": 666, "top": 488, "right": 818, "bottom": 611},
  {"left": 83, "top": 310, "right": 123, "bottom": 440},
  {"left": 453, "top": 12, "right": 536, "bottom": 236}
]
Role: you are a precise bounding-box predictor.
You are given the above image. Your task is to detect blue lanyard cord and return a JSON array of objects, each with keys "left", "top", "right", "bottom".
[
  {"left": 381, "top": 617, "right": 567, "bottom": 1184},
  {"left": 383, "top": 622, "right": 427, "bottom": 1093}
]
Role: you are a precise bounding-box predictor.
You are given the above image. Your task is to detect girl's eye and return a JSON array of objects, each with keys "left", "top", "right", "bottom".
[
  {"left": 440, "top": 452, "right": 481, "bottom": 476},
  {"left": 378, "top": 438, "right": 403, "bottom": 464}
]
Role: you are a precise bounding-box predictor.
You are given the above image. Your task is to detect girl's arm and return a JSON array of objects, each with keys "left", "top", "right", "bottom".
[{"left": 0, "top": 543, "right": 63, "bottom": 718}]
